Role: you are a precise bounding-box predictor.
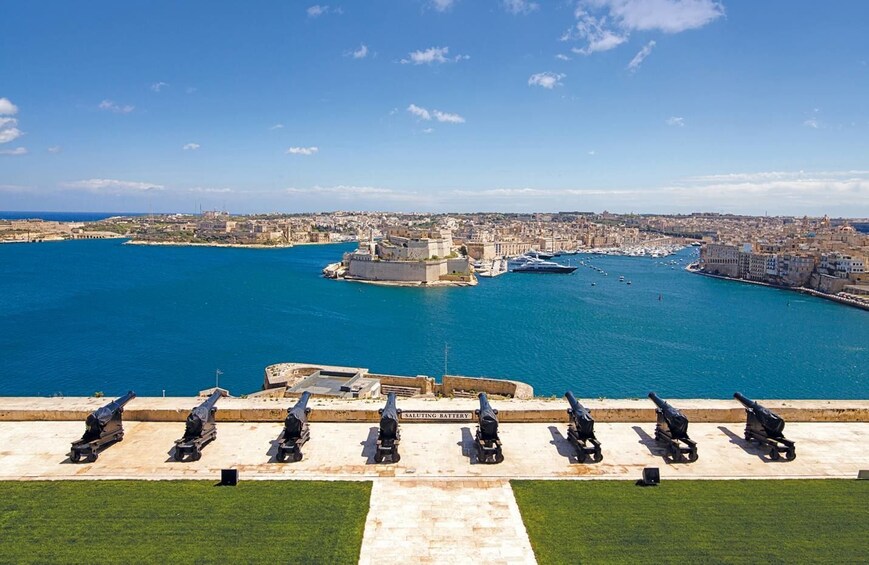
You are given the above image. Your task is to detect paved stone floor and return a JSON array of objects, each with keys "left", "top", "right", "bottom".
[
  {"left": 1, "top": 421, "right": 866, "bottom": 480},
  {"left": 358, "top": 478, "right": 535, "bottom": 565}
]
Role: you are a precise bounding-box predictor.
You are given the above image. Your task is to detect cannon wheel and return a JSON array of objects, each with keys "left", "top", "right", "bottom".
[
  {"left": 191, "top": 449, "right": 202, "bottom": 462},
  {"left": 494, "top": 452, "right": 504, "bottom": 464},
  {"left": 173, "top": 449, "right": 184, "bottom": 462},
  {"left": 293, "top": 450, "right": 303, "bottom": 463},
  {"left": 576, "top": 449, "right": 587, "bottom": 464},
  {"left": 87, "top": 452, "right": 98, "bottom": 463},
  {"left": 687, "top": 449, "right": 698, "bottom": 463},
  {"left": 275, "top": 450, "right": 287, "bottom": 463},
  {"left": 374, "top": 451, "right": 384, "bottom": 464},
  {"left": 70, "top": 451, "right": 82, "bottom": 463},
  {"left": 769, "top": 448, "right": 781, "bottom": 461},
  {"left": 592, "top": 449, "right": 603, "bottom": 463},
  {"left": 785, "top": 448, "right": 796, "bottom": 461}
]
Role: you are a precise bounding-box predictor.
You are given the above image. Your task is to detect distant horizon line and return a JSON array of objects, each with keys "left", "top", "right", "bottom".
[{"left": 2, "top": 209, "right": 869, "bottom": 221}]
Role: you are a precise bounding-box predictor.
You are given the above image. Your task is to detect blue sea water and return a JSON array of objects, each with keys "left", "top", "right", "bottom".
[
  {"left": 0, "top": 239, "right": 865, "bottom": 398},
  {"left": 0, "top": 211, "right": 146, "bottom": 222}
]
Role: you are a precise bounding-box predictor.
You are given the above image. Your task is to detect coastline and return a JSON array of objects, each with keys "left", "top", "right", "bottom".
[
  {"left": 685, "top": 264, "right": 869, "bottom": 312},
  {"left": 123, "top": 240, "right": 293, "bottom": 249}
]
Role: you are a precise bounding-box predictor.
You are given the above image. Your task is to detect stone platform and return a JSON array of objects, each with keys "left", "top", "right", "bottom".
[{"left": 1, "top": 421, "right": 866, "bottom": 481}]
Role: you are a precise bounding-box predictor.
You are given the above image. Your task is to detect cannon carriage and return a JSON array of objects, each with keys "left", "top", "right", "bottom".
[
  {"left": 734, "top": 392, "right": 796, "bottom": 461},
  {"left": 70, "top": 391, "right": 136, "bottom": 463},
  {"left": 173, "top": 390, "right": 222, "bottom": 462},
  {"left": 374, "top": 392, "right": 401, "bottom": 463},
  {"left": 276, "top": 392, "right": 312, "bottom": 462},
  {"left": 649, "top": 392, "right": 698, "bottom": 463},
  {"left": 474, "top": 392, "right": 504, "bottom": 464},
  {"left": 564, "top": 391, "right": 602, "bottom": 463}
]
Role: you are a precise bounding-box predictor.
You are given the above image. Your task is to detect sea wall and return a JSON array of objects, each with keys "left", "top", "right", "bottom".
[
  {"left": 2, "top": 397, "right": 866, "bottom": 423},
  {"left": 347, "top": 258, "right": 445, "bottom": 282},
  {"left": 437, "top": 375, "right": 534, "bottom": 399}
]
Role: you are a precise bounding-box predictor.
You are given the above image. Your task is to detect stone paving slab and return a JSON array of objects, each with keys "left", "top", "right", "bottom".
[
  {"left": 358, "top": 479, "right": 536, "bottom": 565},
  {"left": 0, "top": 421, "right": 866, "bottom": 480}
]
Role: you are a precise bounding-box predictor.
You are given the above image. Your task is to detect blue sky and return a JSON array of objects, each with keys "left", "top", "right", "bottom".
[{"left": 1, "top": 0, "right": 868, "bottom": 215}]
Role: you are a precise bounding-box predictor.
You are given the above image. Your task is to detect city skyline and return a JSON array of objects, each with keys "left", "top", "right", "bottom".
[{"left": 2, "top": 1, "right": 868, "bottom": 215}]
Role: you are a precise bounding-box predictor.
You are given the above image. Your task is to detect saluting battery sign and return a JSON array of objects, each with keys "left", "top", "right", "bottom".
[{"left": 400, "top": 411, "right": 473, "bottom": 422}]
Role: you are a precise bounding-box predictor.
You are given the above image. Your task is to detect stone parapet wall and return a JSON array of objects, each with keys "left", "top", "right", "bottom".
[
  {"left": 1, "top": 397, "right": 866, "bottom": 423},
  {"left": 438, "top": 375, "right": 534, "bottom": 399}
]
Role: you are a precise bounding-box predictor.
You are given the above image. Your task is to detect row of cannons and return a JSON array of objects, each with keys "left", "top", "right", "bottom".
[{"left": 69, "top": 389, "right": 797, "bottom": 464}]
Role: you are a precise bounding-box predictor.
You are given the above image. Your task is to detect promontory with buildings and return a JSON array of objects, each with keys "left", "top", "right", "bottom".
[{"left": 2, "top": 210, "right": 867, "bottom": 306}]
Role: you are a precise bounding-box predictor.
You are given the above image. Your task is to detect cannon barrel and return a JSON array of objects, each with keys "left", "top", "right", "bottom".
[
  {"left": 186, "top": 390, "right": 222, "bottom": 436},
  {"left": 648, "top": 392, "right": 689, "bottom": 438},
  {"left": 87, "top": 391, "right": 136, "bottom": 429},
  {"left": 378, "top": 392, "right": 400, "bottom": 438},
  {"left": 476, "top": 392, "right": 499, "bottom": 438},
  {"left": 734, "top": 392, "right": 785, "bottom": 436},
  {"left": 565, "top": 391, "right": 595, "bottom": 436},
  {"left": 284, "top": 392, "right": 311, "bottom": 438}
]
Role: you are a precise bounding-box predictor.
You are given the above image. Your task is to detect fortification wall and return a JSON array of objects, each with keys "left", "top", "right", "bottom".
[
  {"left": 439, "top": 375, "right": 534, "bottom": 399},
  {"left": 3, "top": 397, "right": 865, "bottom": 423},
  {"left": 347, "top": 258, "right": 447, "bottom": 282}
]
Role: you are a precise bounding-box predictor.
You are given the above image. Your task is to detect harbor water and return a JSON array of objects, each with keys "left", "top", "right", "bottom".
[{"left": 0, "top": 239, "right": 865, "bottom": 398}]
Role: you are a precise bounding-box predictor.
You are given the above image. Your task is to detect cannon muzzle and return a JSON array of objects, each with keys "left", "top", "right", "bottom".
[
  {"left": 734, "top": 392, "right": 785, "bottom": 436},
  {"left": 476, "top": 392, "right": 499, "bottom": 439},
  {"left": 378, "top": 392, "right": 400, "bottom": 438},
  {"left": 649, "top": 392, "right": 689, "bottom": 439}
]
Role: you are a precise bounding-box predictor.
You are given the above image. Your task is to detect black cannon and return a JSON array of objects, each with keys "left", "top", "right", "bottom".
[
  {"left": 734, "top": 392, "right": 796, "bottom": 461},
  {"left": 374, "top": 392, "right": 401, "bottom": 463},
  {"left": 474, "top": 392, "right": 503, "bottom": 464},
  {"left": 70, "top": 391, "right": 136, "bottom": 463},
  {"left": 565, "top": 391, "right": 602, "bottom": 463},
  {"left": 173, "top": 390, "right": 222, "bottom": 462},
  {"left": 649, "top": 392, "right": 698, "bottom": 463},
  {"left": 276, "top": 392, "right": 312, "bottom": 462}
]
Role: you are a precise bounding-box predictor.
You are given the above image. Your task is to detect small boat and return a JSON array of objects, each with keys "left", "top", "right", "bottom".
[
  {"left": 619, "top": 276, "right": 625, "bottom": 282},
  {"left": 626, "top": 281, "right": 632, "bottom": 285},
  {"left": 591, "top": 282, "right": 596, "bottom": 287}
]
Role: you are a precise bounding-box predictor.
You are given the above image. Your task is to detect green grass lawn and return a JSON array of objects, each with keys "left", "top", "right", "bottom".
[
  {"left": 512, "top": 479, "right": 868, "bottom": 565},
  {"left": 0, "top": 480, "right": 371, "bottom": 564}
]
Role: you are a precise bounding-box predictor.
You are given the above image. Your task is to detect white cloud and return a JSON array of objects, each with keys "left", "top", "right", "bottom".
[
  {"left": 47, "top": 145, "right": 63, "bottom": 154},
  {"left": 0, "top": 98, "right": 19, "bottom": 115},
  {"left": 287, "top": 146, "right": 319, "bottom": 156},
  {"left": 528, "top": 72, "right": 566, "bottom": 89},
  {"left": 433, "top": 110, "right": 465, "bottom": 123},
  {"left": 803, "top": 118, "right": 820, "bottom": 129},
  {"left": 98, "top": 100, "right": 135, "bottom": 114},
  {"left": 502, "top": 0, "right": 539, "bottom": 15},
  {"left": 349, "top": 44, "right": 369, "bottom": 59},
  {"left": 0, "top": 117, "right": 23, "bottom": 144},
  {"left": 401, "top": 46, "right": 468, "bottom": 65},
  {"left": 666, "top": 116, "right": 685, "bottom": 127},
  {"left": 588, "top": 150, "right": 596, "bottom": 155},
  {"left": 150, "top": 81, "right": 168, "bottom": 92},
  {"left": 270, "top": 123, "right": 285, "bottom": 130},
  {"left": 565, "top": 10, "right": 628, "bottom": 54},
  {"left": 407, "top": 104, "right": 432, "bottom": 121},
  {"left": 183, "top": 143, "right": 201, "bottom": 150},
  {"left": 188, "top": 187, "right": 233, "bottom": 194},
  {"left": 627, "top": 40, "right": 656, "bottom": 72},
  {"left": 429, "top": 0, "right": 456, "bottom": 12},
  {"left": 307, "top": 4, "right": 341, "bottom": 17},
  {"left": 555, "top": 53, "right": 571, "bottom": 61},
  {"left": 0, "top": 147, "right": 27, "bottom": 156},
  {"left": 565, "top": 1, "right": 723, "bottom": 56},
  {"left": 422, "top": 128, "right": 434, "bottom": 134},
  {"left": 62, "top": 179, "right": 164, "bottom": 192},
  {"left": 602, "top": 0, "right": 725, "bottom": 34},
  {"left": 286, "top": 185, "right": 427, "bottom": 203},
  {"left": 407, "top": 104, "right": 465, "bottom": 124}
]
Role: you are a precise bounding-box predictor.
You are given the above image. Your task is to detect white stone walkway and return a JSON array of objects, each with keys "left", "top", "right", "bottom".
[{"left": 358, "top": 478, "right": 536, "bottom": 565}]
